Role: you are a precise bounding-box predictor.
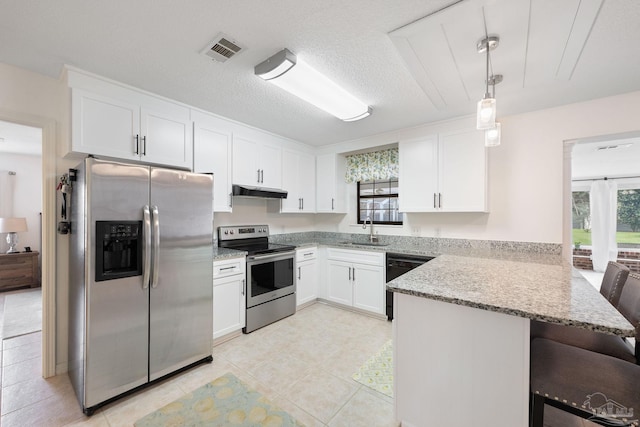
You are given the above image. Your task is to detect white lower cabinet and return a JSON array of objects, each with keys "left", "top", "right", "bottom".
[
  {"left": 213, "top": 257, "right": 246, "bottom": 340},
  {"left": 295, "top": 247, "right": 318, "bottom": 307},
  {"left": 325, "top": 248, "right": 385, "bottom": 315}
]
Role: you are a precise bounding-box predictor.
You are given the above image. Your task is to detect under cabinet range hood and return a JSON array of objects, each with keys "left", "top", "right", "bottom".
[{"left": 232, "top": 184, "right": 287, "bottom": 199}]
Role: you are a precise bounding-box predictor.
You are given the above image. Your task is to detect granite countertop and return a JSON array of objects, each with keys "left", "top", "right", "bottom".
[
  {"left": 387, "top": 253, "right": 635, "bottom": 337},
  {"left": 213, "top": 247, "right": 246, "bottom": 261}
]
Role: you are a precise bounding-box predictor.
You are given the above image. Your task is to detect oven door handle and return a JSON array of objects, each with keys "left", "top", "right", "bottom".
[{"left": 247, "top": 251, "right": 295, "bottom": 262}]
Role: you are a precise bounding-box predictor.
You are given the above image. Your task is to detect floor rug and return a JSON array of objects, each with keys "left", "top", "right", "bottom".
[
  {"left": 1, "top": 288, "right": 42, "bottom": 339},
  {"left": 352, "top": 339, "right": 393, "bottom": 398},
  {"left": 135, "top": 372, "right": 303, "bottom": 427}
]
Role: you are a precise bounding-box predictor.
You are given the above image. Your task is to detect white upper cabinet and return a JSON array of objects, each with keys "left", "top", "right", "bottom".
[
  {"left": 316, "top": 153, "right": 348, "bottom": 213},
  {"left": 281, "top": 149, "right": 316, "bottom": 213},
  {"left": 192, "top": 110, "right": 233, "bottom": 212},
  {"left": 438, "top": 129, "right": 487, "bottom": 212},
  {"left": 68, "top": 69, "right": 192, "bottom": 169},
  {"left": 232, "top": 136, "right": 282, "bottom": 189},
  {"left": 398, "top": 135, "right": 439, "bottom": 212},
  {"left": 399, "top": 128, "right": 487, "bottom": 212}
]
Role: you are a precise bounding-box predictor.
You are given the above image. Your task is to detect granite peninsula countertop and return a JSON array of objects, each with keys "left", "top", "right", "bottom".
[{"left": 387, "top": 253, "right": 634, "bottom": 337}]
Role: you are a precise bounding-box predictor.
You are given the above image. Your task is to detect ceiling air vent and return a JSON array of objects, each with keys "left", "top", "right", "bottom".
[{"left": 202, "top": 33, "right": 245, "bottom": 63}]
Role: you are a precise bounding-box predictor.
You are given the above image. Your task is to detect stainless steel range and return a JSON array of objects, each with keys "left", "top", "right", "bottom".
[{"left": 218, "top": 225, "right": 296, "bottom": 333}]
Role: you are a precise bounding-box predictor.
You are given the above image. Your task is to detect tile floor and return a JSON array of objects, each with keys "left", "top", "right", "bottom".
[
  {"left": 1, "top": 302, "right": 398, "bottom": 426},
  {"left": 0, "top": 291, "right": 606, "bottom": 427}
]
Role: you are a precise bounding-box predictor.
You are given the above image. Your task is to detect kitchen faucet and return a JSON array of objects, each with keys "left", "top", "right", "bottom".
[{"left": 363, "top": 216, "right": 378, "bottom": 243}]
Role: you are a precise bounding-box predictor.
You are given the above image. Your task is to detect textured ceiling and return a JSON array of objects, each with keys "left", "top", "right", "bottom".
[{"left": 0, "top": 0, "right": 639, "bottom": 147}]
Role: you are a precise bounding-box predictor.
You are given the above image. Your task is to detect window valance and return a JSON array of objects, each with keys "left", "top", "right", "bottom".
[{"left": 344, "top": 148, "right": 398, "bottom": 183}]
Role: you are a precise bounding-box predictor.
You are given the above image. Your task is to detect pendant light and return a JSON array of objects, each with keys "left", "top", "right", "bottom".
[
  {"left": 476, "top": 36, "right": 499, "bottom": 130},
  {"left": 484, "top": 74, "right": 502, "bottom": 146}
]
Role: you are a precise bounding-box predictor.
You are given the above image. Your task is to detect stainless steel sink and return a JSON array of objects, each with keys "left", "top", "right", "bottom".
[{"left": 339, "top": 241, "right": 389, "bottom": 247}]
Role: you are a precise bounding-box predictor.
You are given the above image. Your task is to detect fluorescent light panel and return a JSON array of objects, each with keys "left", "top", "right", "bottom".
[{"left": 256, "top": 49, "right": 371, "bottom": 122}]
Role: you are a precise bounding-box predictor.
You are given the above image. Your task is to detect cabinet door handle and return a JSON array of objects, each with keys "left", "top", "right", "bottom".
[
  {"left": 332, "top": 198, "right": 334, "bottom": 210},
  {"left": 134, "top": 134, "right": 140, "bottom": 155},
  {"left": 229, "top": 192, "right": 233, "bottom": 208},
  {"left": 352, "top": 268, "right": 356, "bottom": 281},
  {"left": 439, "top": 193, "right": 442, "bottom": 208},
  {"left": 433, "top": 193, "right": 437, "bottom": 209},
  {"left": 348, "top": 267, "right": 351, "bottom": 281},
  {"left": 219, "top": 266, "right": 235, "bottom": 271},
  {"left": 142, "top": 136, "right": 147, "bottom": 156},
  {"left": 260, "top": 169, "right": 264, "bottom": 183},
  {"left": 257, "top": 169, "right": 261, "bottom": 183},
  {"left": 242, "top": 279, "right": 245, "bottom": 296},
  {"left": 298, "top": 266, "right": 301, "bottom": 280},
  {"left": 301, "top": 198, "right": 304, "bottom": 210}
]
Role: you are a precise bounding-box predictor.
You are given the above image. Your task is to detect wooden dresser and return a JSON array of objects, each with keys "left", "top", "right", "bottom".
[{"left": 0, "top": 251, "right": 40, "bottom": 291}]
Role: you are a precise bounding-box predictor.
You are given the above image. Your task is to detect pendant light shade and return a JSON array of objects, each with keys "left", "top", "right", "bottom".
[
  {"left": 485, "top": 122, "right": 501, "bottom": 147},
  {"left": 477, "top": 97, "right": 496, "bottom": 129},
  {"left": 255, "top": 49, "right": 372, "bottom": 122}
]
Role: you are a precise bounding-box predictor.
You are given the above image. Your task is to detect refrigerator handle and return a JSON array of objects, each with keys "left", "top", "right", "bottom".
[
  {"left": 142, "top": 205, "right": 151, "bottom": 289},
  {"left": 151, "top": 205, "right": 160, "bottom": 288}
]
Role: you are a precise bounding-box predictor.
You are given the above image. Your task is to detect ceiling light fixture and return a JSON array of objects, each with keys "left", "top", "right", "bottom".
[
  {"left": 255, "top": 49, "right": 372, "bottom": 122},
  {"left": 476, "top": 34, "right": 502, "bottom": 146},
  {"left": 476, "top": 36, "right": 499, "bottom": 130}
]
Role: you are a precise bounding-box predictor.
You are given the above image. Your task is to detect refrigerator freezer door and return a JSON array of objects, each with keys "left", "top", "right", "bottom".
[
  {"left": 84, "top": 159, "right": 150, "bottom": 407},
  {"left": 148, "top": 168, "right": 213, "bottom": 381}
]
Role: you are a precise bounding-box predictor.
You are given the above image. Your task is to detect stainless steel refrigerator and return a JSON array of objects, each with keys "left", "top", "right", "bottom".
[{"left": 68, "top": 158, "right": 213, "bottom": 415}]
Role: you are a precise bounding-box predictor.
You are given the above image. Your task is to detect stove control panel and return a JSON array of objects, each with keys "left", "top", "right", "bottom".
[{"left": 218, "top": 225, "right": 269, "bottom": 241}]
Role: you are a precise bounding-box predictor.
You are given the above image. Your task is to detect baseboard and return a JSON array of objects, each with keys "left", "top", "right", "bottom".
[
  {"left": 56, "top": 361, "right": 68, "bottom": 375},
  {"left": 213, "top": 330, "right": 242, "bottom": 347},
  {"left": 316, "top": 299, "right": 387, "bottom": 321}
]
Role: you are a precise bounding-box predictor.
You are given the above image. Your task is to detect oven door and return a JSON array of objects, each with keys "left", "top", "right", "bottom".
[{"left": 246, "top": 251, "right": 296, "bottom": 308}]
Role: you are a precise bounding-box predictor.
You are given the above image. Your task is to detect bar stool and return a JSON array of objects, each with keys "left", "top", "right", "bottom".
[
  {"left": 530, "top": 273, "right": 640, "bottom": 426},
  {"left": 530, "top": 338, "right": 640, "bottom": 427},
  {"left": 530, "top": 262, "right": 633, "bottom": 363}
]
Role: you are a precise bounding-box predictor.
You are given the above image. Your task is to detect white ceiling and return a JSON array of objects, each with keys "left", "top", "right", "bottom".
[
  {"left": 572, "top": 135, "right": 640, "bottom": 181},
  {"left": 0, "top": 121, "right": 42, "bottom": 156},
  {"left": 0, "top": 0, "right": 639, "bottom": 147}
]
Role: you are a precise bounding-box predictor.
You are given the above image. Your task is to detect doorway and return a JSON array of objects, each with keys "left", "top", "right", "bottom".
[
  {"left": 0, "top": 120, "right": 44, "bottom": 373},
  {"left": 568, "top": 132, "right": 640, "bottom": 288},
  {"left": 0, "top": 112, "right": 56, "bottom": 383}
]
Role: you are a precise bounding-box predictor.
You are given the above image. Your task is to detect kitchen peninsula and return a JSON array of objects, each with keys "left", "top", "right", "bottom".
[{"left": 388, "top": 253, "right": 634, "bottom": 427}]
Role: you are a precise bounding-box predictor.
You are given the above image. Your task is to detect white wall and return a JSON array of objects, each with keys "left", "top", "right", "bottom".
[
  {"left": 0, "top": 61, "right": 71, "bottom": 375},
  {"left": 215, "top": 198, "right": 316, "bottom": 235},
  {"left": 0, "top": 153, "right": 42, "bottom": 253}
]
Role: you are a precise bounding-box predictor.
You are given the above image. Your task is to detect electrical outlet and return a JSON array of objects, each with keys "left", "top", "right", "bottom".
[
  {"left": 435, "top": 227, "right": 441, "bottom": 238},
  {"left": 411, "top": 227, "right": 421, "bottom": 236}
]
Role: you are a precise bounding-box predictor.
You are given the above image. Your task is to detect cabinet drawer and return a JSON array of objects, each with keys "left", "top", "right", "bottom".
[
  {"left": 213, "top": 257, "right": 245, "bottom": 279},
  {"left": 296, "top": 247, "right": 317, "bottom": 262},
  {"left": 326, "top": 248, "right": 384, "bottom": 266}
]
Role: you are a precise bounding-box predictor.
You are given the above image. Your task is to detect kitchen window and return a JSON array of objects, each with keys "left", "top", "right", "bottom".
[{"left": 357, "top": 179, "right": 403, "bottom": 225}]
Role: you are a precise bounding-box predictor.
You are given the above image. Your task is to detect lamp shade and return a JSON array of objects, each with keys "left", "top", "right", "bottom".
[{"left": 0, "top": 217, "right": 28, "bottom": 233}]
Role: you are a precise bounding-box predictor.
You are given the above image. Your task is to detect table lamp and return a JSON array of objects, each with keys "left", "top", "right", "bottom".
[{"left": 0, "top": 217, "right": 28, "bottom": 254}]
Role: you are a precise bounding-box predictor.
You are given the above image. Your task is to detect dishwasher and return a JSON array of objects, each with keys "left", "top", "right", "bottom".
[{"left": 386, "top": 253, "right": 434, "bottom": 320}]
